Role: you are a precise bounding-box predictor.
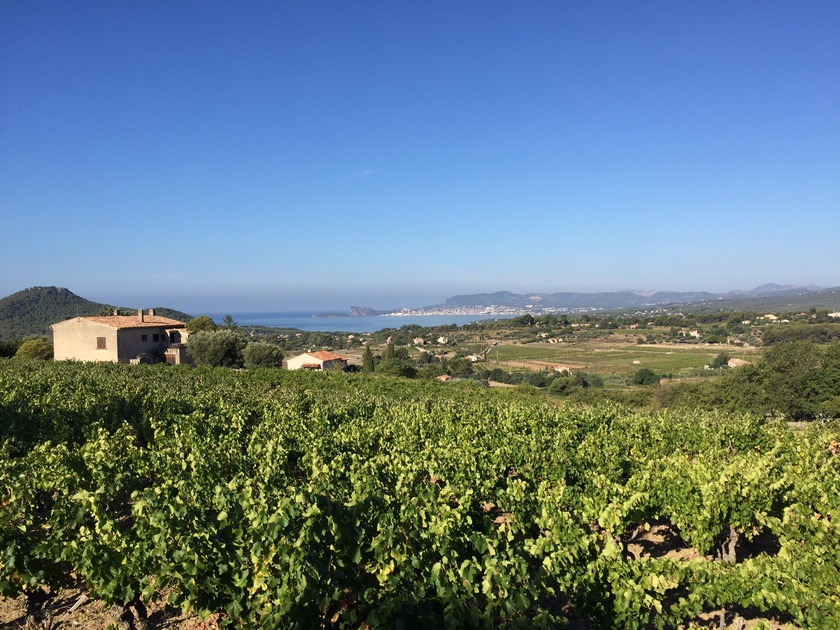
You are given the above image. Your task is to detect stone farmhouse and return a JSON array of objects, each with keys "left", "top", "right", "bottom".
[
  {"left": 287, "top": 351, "right": 348, "bottom": 371},
  {"left": 51, "top": 310, "right": 191, "bottom": 364}
]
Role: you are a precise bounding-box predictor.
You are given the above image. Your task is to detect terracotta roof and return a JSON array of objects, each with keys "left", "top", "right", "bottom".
[
  {"left": 55, "top": 315, "right": 186, "bottom": 330},
  {"left": 307, "top": 351, "right": 346, "bottom": 362}
]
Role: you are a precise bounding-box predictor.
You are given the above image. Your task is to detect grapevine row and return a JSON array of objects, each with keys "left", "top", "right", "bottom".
[{"left": 1, "top": 359, "right": 838, "bottom": 627}]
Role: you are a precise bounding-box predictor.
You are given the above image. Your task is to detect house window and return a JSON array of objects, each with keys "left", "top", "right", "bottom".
[
  {"left": 170, "top": 331, "right": 181, "bottom": 344},
  {"left": 96, "top": 337, "right": 106, "bottom": 349},
  {"left": 152, "top": 334, "right": 160, "bottom": 342},
  {"left": 141, "top": 334, "right": 148, "bottom": 342}
]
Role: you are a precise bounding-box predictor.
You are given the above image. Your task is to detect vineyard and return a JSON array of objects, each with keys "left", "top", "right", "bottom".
[{"left": 1, "top": 360, "right": 839, "bottom": 628}]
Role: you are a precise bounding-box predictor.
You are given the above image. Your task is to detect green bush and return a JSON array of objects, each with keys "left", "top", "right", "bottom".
[
  {"left": 631, "top": 368, "right": 660, "bottom": 385},
  {"left": 375, "top": 358, "right": 417, "bottom": 378},
  {"left": 243, "top": 342, "right": 284, "bottom": 369},
  {"left": 187, "top": 330, "right": 245, "bottom": 367},
  {"left": 13, "top": 338, "right": 53, "bottom": 360}
]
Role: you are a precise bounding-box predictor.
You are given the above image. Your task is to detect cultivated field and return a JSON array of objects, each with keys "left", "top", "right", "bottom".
[{"left": 482, "top": 340, "right": 760, "bottom": 376}]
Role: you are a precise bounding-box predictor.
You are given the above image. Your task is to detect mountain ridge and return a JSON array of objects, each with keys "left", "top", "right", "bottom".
[{"left": 430, "top": 284, "right": 829, "bottom": 312}]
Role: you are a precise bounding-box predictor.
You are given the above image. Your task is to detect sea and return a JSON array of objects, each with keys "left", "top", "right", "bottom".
[{"left": 206, "top": 312, "right": 514, "bottom": 333}]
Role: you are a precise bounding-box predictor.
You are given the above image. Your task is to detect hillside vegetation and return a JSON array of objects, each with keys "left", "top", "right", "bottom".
[
  {"left": 0, "top": 287, "right": 192, "bottom": 340},
  {"left": 2, "top": 360, "right": 839, "bottom": 628}
]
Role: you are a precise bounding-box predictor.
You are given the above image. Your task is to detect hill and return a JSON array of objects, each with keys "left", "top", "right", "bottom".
[
  {"left": 432, "top": 284, "right": 834, "bottom": 313},
  {"left": 0, "top": 287, "right": 192, "bottom": 340}
]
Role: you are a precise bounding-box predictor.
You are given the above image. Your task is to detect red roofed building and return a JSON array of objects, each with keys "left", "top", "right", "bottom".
[{"left": 287, "top": 350, "right": 348, "bottom": 371}]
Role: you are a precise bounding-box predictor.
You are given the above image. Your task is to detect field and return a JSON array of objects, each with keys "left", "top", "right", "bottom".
[
  {"left": 2, "top": 359, "right": 839, "bottom": 629},
  {"left": 483, "top": 341, "right": 759, "bottom": 376}
]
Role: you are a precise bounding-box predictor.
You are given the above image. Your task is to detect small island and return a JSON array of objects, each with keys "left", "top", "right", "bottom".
[{"left": 313, "top": 306, "right": 381, "bottom": 318}]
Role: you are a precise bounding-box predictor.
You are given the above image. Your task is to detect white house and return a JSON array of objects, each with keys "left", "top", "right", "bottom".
[{"left": 286, "top": 351, "right": 348, "bottom": 371}]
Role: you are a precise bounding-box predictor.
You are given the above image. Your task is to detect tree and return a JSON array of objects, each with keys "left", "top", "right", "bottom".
[
  {"left": 14, "top": 338, "right": 53, "bottom": 360},
  {"left": 187, "top": 330, "right": 245, "bottom": 368},
  {"left": 384, "top": 341, "right": 395, "bottom": 360},
  {"left": 511, "top": 314, "right": 535, "bottom": 327},
  {"left": 375, "top": 358, "right": 417, "bottom": 378},
  {"left": 222, "top": 314, "right": 238, "bottom": 330},
  {"left": 186, "top": 316, "right": 218, "bottom": 333},
  {"left": 549, "top": 375, "right": 576, "bottom": 395},
  {"left": 631, "top": 368, "right": 660, "bottom": 386},
  {"left": 445, "top": 357, "right": 473, "bottom": 377},
  {"left": 711, "top": 353, "right": 731, "bottom": 369},
  {"left": 362, "top": 345, "right": 374, "bottom": 374},
  {"left": 488, "top": 367, "right": 515, "bottom": 384},
  {"left": 243, "top": 342, "right": 284, "bottom": 369},
  {"left": 762, "top": 341, "right": 823, "bottom": 420}
]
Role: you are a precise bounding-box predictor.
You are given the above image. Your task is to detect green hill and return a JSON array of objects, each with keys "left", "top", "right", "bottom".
[{"left": 0, "top": 286, "right": 192, "bottom": 340}]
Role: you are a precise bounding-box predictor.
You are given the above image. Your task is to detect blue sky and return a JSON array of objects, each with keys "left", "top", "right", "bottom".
[{"left": 2, "top": 2, "right": 838, "bottom": 312}]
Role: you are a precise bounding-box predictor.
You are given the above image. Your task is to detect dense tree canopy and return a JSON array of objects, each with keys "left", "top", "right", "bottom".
[
  {"left": 13, "top": 338, "right": 53, "bottom": 360},
  {"left": 187, "top": 330, "right": 245, "bottom": 368},
  {"left": 762, "top": 324, "right": 840, "bottom": 345},
  {"left": 375, "top": 358, "right": 417, "bottom": 378},
  {"left": 657, "top": 341, "right": 840, "bottom": 420},
  {"left": 631, "top": 368, "right": 660, "bottom": 386},
  {"left": 242, "top": 342, "right": 284, "bottom": 369},
  {"left": 185, "top": 316, "right": 218, "bottom": 333}
]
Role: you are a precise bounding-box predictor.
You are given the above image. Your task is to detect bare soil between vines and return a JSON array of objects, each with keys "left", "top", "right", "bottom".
[{"left": 0, "top": 588, "right": 218, "bottom": 630}]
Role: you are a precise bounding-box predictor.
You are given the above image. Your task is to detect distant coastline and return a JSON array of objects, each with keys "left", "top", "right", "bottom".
[{"left": 207, "top": 311, "right": 515, "bottom": 333}]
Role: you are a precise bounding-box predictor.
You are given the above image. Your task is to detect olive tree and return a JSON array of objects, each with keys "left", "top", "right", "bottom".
[
  {"left": 631, "top": 368, "right": 660, "bottom": 385},
  {"left": 243, "top": 342, "right": 284, "bottom": 369},
  {"left": 14, "top": 338, "right": 53, "bottom": 360},
  {"left": 187, "top": 330, "right": 245, "bottom": 367}
]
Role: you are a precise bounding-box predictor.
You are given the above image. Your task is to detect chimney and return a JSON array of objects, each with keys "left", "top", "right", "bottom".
[
  {"left": 113, "top": 309, "right": 118, "bottom": 316},
  {"left": 138, "top": 309, "right": 144, "bottom": 323},
  {"left": 149, "top": 308, "right": 155, "bottom": 317}
]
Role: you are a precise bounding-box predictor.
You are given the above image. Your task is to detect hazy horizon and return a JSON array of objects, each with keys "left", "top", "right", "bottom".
[{"left": 72, "top": 281, "right": 832, "bottom": 315}]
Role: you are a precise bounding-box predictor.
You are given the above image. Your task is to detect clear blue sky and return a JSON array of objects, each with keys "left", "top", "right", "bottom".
[{"left": 2, "top": 2, "right": 838, "bottom": 312}]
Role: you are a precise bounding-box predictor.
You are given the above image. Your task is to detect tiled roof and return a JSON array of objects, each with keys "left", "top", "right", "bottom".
[
  {"left": 57, "top": 315, "right": 186, "bottom": 330},
  {"left": 307, "top": 351, "right": 347, "bottom": 362}
]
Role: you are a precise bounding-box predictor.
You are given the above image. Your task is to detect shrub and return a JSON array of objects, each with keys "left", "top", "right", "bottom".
[
  {"left": 13, "top": 338, "right": 53, "bottom": 360},
  {"left": 375, "top": 358, "right": 417, "bottom": 378},
  {"left": 711, "top": 353, "right": 730, "bottom": 369},
  {"left": 631, "top": 368, "right": 660, "bottom": 386},
  {"left": 187, "top": 330, "right": 245, "bottom": 367},
  {"left": 243, "top": 342, "right": 284, "bottom": 369}
]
